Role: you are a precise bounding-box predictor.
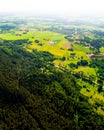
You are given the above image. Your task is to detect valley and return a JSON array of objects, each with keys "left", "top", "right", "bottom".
[{"left": 0, "top": 15, "right": 104, "bottom": 129}]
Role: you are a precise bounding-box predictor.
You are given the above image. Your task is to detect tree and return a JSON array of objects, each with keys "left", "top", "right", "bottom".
[
  {"left": 34, "top": 40, "right": 39, "bottom": 43},
  {"left": 77, "top": 60, "right": 88, "bottom": 66}
]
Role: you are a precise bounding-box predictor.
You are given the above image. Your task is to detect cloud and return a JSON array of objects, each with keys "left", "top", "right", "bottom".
[{"left": 0, "top": 0, "right": 104, "bottom": 16}]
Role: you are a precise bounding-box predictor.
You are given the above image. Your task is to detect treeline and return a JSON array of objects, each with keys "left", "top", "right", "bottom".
[
  {"left": 0, "top": 39, "right": 30, "bottom": 45},
  {"left": 0, "top": 25, "right": 16, "bottom": 30},
  {"left": 90, "top": 59, "right": 104, "bottom": 80},
  {"left": 92, "top": 30, "right": 104, "bottom": 36},
  {"left": 75, "top": 36, "right": 104, "bottom": 49}
]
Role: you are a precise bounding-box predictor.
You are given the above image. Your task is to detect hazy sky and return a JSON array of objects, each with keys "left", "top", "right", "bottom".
[{"left": 0, "top": 0, "right": 104, "bottom": 16}]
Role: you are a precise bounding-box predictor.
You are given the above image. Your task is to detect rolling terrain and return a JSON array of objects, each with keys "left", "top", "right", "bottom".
[{"left": 0, "top": 15, "right": 104, "bottom": 129}]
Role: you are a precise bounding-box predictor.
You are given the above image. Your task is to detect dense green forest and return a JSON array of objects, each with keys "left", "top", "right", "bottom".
[{"left": 0, "top": 15, "right": 104, "bottom": 129}]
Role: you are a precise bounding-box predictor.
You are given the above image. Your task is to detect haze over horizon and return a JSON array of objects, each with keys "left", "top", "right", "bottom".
[{"left": 0, "top": 0, "right": 104, "bottom": 17}]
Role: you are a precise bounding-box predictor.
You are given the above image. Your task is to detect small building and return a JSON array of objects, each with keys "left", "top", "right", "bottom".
[
  {"left": 49, "top": 41, "right": 55, "bottom": 45},
  {"left": 87, "top": 53, "right": 95, "bottom": 58}
]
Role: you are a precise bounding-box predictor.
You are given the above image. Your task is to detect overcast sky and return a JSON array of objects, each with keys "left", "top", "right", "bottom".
[{"left": 0, "top": 0, "right": 104, "bottom": 16}]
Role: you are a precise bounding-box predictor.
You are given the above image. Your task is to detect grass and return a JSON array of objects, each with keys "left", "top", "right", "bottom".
[
  {"left": 74, "top": 66, "right": 96, "bottom": 76},
  {"left": 97, "top": 107, "right": 104, "bottom": 116},
  {"left": 0, "top": 32, "right": 34, "bottom": 40},
  {"left": 26, "top": 31, "right": 69, "bottom": 57},
  {"left": 100, "top": 47, "right": 104, "bottom": 53},
  {"left": 72, "top": 42, "right": 92, "bottom": 53}
]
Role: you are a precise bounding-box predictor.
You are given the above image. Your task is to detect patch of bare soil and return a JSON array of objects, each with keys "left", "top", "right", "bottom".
[{"left": 62, "top": 42, "right": 71, "bottom": 49}]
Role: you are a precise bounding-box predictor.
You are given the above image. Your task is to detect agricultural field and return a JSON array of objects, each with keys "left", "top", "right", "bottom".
[{"left": 0, "top": 15, "right": 104, "bottom": 129}]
